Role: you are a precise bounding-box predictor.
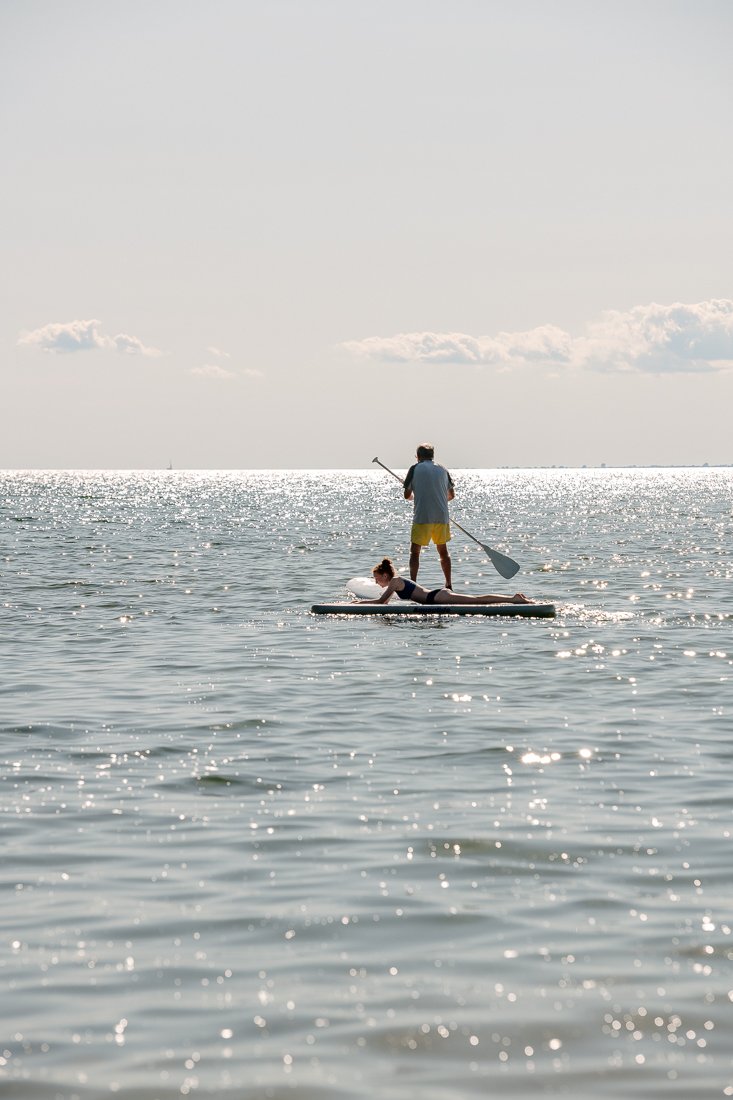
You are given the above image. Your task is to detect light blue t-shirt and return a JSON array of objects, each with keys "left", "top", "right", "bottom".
[{"left": 404, "top": 460, "right": 454, "bottom": 524}]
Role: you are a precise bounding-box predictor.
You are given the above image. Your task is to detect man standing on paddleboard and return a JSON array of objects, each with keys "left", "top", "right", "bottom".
[{"left": 403, "top": 444, "right": 455, "bottom": 589}]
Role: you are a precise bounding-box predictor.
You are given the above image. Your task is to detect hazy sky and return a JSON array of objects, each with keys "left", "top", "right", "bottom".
[{"left": 2, "top": 0, "right": 732, "bottom": 469}]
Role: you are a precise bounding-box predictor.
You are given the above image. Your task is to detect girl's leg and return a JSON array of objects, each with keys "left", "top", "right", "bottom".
[{"left": 433, "top": 589, "right": 532, "bottom": 606}]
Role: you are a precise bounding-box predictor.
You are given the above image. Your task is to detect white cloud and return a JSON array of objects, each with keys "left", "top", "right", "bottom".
[
  {"left": 342, "top": 325, "right": 572, "bottom": 367},
  {"left": 188, "top": 363, "right": 263, "bottom": 380},
  {"left": 206, "top": 346, "right": 231, "bottom": 359},
  {"left": 342, "top": 332, "right": 491, "bottom": 364},
  {"left": 578, "top": 300, "right": 733, "bottom": 373},
  {"left": 189, "top": 363, "right": 237, "bottom": 379},
  {"left": 110, "top": 332, "right": 163, "bottom": 357},
  {"left": 342, "top": 300, "right": 733, "bottom": 374},
  {"left": 17, "top": 319, "right": 163, "bottom": 357}
]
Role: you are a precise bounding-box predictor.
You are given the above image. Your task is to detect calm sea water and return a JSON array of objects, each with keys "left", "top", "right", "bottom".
[{"left": 1, "top": 468, "right": 731, "bottom": 1100}]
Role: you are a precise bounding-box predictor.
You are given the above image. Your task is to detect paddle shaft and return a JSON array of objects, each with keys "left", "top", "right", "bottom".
[{"left": 371, "top": 456, "right": 520, "bottom": 579}]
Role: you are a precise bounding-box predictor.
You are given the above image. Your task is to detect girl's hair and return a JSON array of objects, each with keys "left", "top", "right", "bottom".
[{"left": 373, "top": 557, "right": 395, "bottom": 578}]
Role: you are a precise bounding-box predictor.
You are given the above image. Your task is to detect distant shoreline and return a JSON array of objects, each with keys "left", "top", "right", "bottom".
[{"left": 1, "top": 464, "right": 731, "bottom": 474}]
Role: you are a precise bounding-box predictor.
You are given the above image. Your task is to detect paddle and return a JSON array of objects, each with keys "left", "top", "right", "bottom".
[{"left": 371, "top": 456, "right": 521, "bottom": 580}]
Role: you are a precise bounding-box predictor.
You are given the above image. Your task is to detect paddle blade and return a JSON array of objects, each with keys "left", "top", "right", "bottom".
[
  {"left": 482, "top": 543, "right": 520, "bottom": 579},
  {"left": 452, "top": 519, "right": 521, "bottom": 579}
]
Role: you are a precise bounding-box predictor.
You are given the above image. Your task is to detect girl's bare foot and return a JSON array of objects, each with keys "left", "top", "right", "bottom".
[{"left": 512, "top": 593, "right": 532, "bottom": 604}]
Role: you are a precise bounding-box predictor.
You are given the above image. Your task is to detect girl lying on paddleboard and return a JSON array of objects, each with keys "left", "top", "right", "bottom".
[{"left": 358, "top": 558, "right": 532, "bottom": 606}]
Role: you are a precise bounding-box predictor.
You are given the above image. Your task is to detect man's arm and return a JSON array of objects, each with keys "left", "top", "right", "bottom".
[
  {"left": 446, "top": 471, "right": 455, "bottom": 502},
  {"left": 403, "top": 464, "right": 416, "bottom": 500}
]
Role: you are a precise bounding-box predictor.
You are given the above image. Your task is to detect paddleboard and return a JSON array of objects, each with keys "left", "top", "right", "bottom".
[{"left": 312, "top": 602, "right": 555, "bottom": 618}]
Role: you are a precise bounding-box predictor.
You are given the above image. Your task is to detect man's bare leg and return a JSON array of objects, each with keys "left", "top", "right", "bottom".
[
  {"left": 437, "top": 543, "right": 452, "bottom": 589},
  {"left": 409, "top": 542, "right": 422, "bottom": 582}
]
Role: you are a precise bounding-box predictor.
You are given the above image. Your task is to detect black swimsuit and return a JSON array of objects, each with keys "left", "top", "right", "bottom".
[
  {"left": 396, "top": 580, "right": 442, "bottom": 603},
  {"left": 396, "top": 579, "right": 418, "bottom": 601}
]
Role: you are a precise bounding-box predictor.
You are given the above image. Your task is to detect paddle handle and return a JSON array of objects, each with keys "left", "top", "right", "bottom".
[{"left": 372, "top": 457, "right": 403, "bottom": 483}]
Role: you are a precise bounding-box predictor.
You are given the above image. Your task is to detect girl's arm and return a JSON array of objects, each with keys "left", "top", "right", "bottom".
[{"left": 354, "top": 580, "right": 397, "bottom": 605}]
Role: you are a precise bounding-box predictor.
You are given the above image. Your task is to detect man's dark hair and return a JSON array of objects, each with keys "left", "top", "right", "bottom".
[{"left": 416, "top": 444, "right": 434, "bottom": 461}]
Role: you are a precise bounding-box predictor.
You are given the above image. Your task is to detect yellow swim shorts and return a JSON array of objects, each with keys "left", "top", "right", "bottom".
[{"left": 410, "top": 523, "right": 451, "bottom": 547}]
